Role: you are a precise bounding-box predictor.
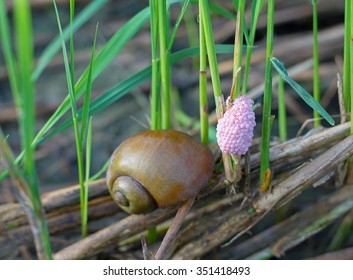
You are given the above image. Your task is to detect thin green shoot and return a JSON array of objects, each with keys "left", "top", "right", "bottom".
[
  {"left": 168, "top": 0, "right": 190, "bottom": 52},
  {"left": 343, "top": 0, "right": 351, "bottom": 113},
  {"left": 312, "top": 0, "right": 320, "bottom": 127},
  {"left": 89, "top": 161, "right": 109, "bottom": 182},
  {"left": 184, "top": 6, "right": 199, "bottom": 69},
  {"left": 14, "top": 0, "right": 52, "bottom": 259},
  {"left": 242, "top": 0, "right": 265, "bottom": 93},
  {"left": 149, "top": 0, "right": 161, "bottom": 130},
  {"left": 350, "top": 0, "right": 353, "bottom": 134},
  {"left": 260, "top": 0, "right": 274, "bottom": 186},
  {"left": 199, "top": 9, "right": 209, "bottom": 145},
  {"left": 232, "top": 0, "right": 245, "bottom": 98},
  {"left": 33, "top": 0, "right": 109, "bottom": 80},
  {"left": 233, "top": 0, "right": 250, "bottom": 46},
  {"left": 277, "top": 76, "right": 287, "bottom": 141},
  {"left": 0, "top": 44, "right": 236, "bottom": 182},
  {"left": 81, "top": 23, "right": 99, "bottom": 146},
  {"left": 53, "top": 0, "right": 84, "bottom": 235},
  {"left": 199, "top": 0, "right": 223, "bottom": 117},
  {"left": 69, "top": 0, "right": 75, "bottom": 93},
  {"left": 33, "top": 7, "right": 150, "bottom": 147},
  {"left": 158, "top": 0, "right": 172, "bottom": 129},
  {"left": 0, "top": 0, "right": 20, "bottom": 107},
  {"left": 271, "top": 57, "right": 334, "bottom": 126},
  {"left": 83, "top": 117, "right": 93, "bottom": 237}
]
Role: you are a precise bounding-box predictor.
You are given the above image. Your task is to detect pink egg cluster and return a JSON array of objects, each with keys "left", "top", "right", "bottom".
[{"left": 216, "top": 95, "right": 256, "bottom": 155}]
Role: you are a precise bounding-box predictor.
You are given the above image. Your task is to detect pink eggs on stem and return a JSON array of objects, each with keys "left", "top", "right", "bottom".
[{"left": 216, "top": 95, "right": 256, "bottom": 155}]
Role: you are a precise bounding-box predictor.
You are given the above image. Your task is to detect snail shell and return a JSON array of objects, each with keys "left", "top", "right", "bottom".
[{"left": 106, "top": 130, "right": 214, "bottom": 214}]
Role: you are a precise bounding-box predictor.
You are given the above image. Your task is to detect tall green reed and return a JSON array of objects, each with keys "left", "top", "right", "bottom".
[
  {"left": 199, "top": 4, "right": 209, "bottom": 144},
  {"left": 199, "top": 0, "right": 223, "bottom": 117},
  {"left": 232, "top": 0, "right": 245, "bottom": 98},
  {"left": 277, "top": 76, "right": 287, "bottom": 141},
  {"left": 312, "top": 0, "right": 320, "bottom": 127},
  {"left": 259, "top": 0, "right": 274, "bottom": 186},
  {"left": 350, "top": 0, "right": 353, "bottom": 134},
  {"left": 344, "top": 0, "right": 351, "bottom": 114},
  {"left": 0, "top": 0, "right": 52, "bottom": 259},
  {"left": 242, "top": 0, "right": 264, "bottom": 93},
  {"left": 158, "top": 0, "right": 172, "bottom": 129},
  {"left": 149, "top": 0, "right": 161, "bottom": 130},
  {"left": 53, "top": 0, "right": 97, "bottom": 237}
]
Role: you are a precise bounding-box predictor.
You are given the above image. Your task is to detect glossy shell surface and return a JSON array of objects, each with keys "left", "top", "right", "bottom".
[{"left": 107, "top": 130, "right": 214, "bottom": 208}]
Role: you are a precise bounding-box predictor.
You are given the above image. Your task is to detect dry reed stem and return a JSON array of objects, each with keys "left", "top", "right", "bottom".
[
  {"left": 171, "top": 135, "right": 353, "bottom": 259},
  {"left": 0, "top": 124, "right": 351, "bottom": 258}
]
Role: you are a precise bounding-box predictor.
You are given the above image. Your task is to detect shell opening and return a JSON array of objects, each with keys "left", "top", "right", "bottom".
[{"left": 111, "top": 176, "right": 157, "bottom": 214}]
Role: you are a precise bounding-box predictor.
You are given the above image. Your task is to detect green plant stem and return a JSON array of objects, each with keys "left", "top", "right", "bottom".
[
  {"left": 232, "top": 0, "right": 245, "bottom": 98},
  {"left": 312, "top": 0, "right": 320, "bottom": 127},
  {"left": 199, "top": 11, "right": 208, "bottom": 145},
  {"left": 350, "top": 0, "right": 353, "bottom": 134},
  {"left": 150, "top": 0, "right": 161, "bottom": 130},
  {"left": 242, "top": 0, "right": 264, "bottom": 94},
  {"left": 0, "top": 44, "right": 236, "bottom": 183},
  {"left": 83, "top": 118, "right": 93, "bottom": 237},
  {"left": 344, "top": 0, "right": 351, "bottom": 113},
  {"left": 260, "top": 0, "right": 274, "bottom": 185},
  {"left": 158, "top": 0, "right": 171, "bottom": 129},
  {"left": 70, "top": 0, "right": 75, "bottom": 91},
  {"left": 14, "top": 0, "right": 52, "bottom": 259},
  {"left": 277, "top": 76, "right": 287, "bottom": 141},
  {"left": 168, "top": 0, "right": 190, "bottom": 52},
  {"left": 184, "top": 6, "right": 199, "bottom": 69},
  {"left": 53, "top": 0, "right": 87, "bottom": 237},
  {"left": 0, "top": 0, "right": 20, "bottom": 107},
  {"left": 199, "top": 0, "right": 223, "bottom": 118}
]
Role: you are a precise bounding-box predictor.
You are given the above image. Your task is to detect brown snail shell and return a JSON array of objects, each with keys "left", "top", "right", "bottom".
[{"left": 106, "top": 130, "right": 214, "bottom": 214}]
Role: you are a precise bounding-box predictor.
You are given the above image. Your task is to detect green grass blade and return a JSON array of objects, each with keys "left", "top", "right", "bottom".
[
  {"left": 278, "top": 76, "right": 287, "bottom": 141},
  {"left": 38, "top": 66, "right": 151, "bottom": 144},
  {"left": 242, "top": 0, "right": 264, "bottom": 93},
  {"left": 90, "top": 160, "right": 109, "bottom": 181},
  {"left": 14, "top": 0, "right": 52, "bottom": 259},
  {"left": 312, "top": 0, "right": 320, "bottom": 127},
  {"left": 0, "top": 44, "right": 235, "bottom": 182},
  {"left": 37, "top": 44, "right": 235, "bottom": 144},
  {"left": 232, "top": 0, "right": 245, "bottom": 98},
  {"left": 83, "top": 117, "right": 93, "bottom": 237},
  {"left": 199, "top": 8, "right": 208, "bottom": 145},
  {"left": 150, "top": 0, "right": 161, "bottom": 130},
  {"left": 0, "top": 0, "right": 20, "bottom": 107},
  {"left": 53, "top": 0, "right": 87, "bottom": 236},
  {"left": 271, "top": 57, "right": 334, "bottom": 126},
  {"left": 69, "top": 0, "right": 75, "bottom": 93},
  {"left": 158, "top": 0, "right": 172, "bottom": 129},
  {"left": 233, "top": 0, "right": 249, "bottom": 46},
  {"left": 208, "top": 1, "right": 236, "bottom": 20},
  {"left": 53, "top": 1, "right": 77, "bottom": 117},
  {"left": 260, "top": 0, "right": 275, "bottom": 185},
  {"left": 33, "top": 6, "right": 150, "bottom": 146},
  {"left": 15, "top": 0, "right": 37, "bottom": 193},
  {"left": 168, "top": 0, "right": 190, "bottom": 52},
  {"left": 33, "top": 0, "right": 109, "bottom": 80},
  {"left": 343, "top": 0, "right": 351, "bottom": 112},
  {"left": 81, "top": 24, "right": 99, "bottom": 144},
  {"left": 199, "top": 0, "right": 223, "bottom": 119}
]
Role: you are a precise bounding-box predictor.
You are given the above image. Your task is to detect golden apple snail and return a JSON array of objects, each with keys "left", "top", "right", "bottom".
[{"left": 106, "top": 129, "right": 215, "bottom": 214}]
